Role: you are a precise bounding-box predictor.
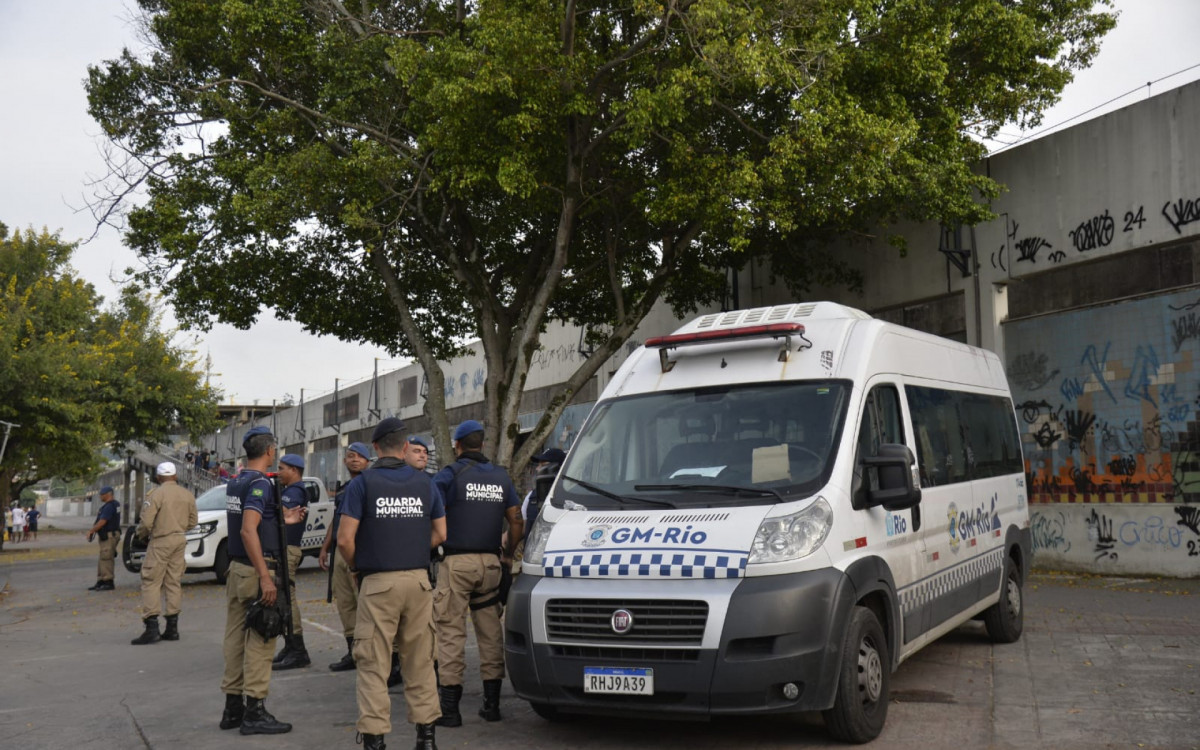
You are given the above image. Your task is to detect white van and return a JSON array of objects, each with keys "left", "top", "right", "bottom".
[
  {"left": 507, "top": 302, "right": 1031, "bottom": 743},
  {"left": 123, "top": 476, "right": 332, "bottom": 583}
]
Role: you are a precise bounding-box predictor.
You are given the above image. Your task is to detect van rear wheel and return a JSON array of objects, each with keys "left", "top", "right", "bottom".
[
  {"left": 823, "top": 605, "right": 889, "bottom": 744},
  {"left": 984, "top": 557, "right": 1023, "bottom": 643}
]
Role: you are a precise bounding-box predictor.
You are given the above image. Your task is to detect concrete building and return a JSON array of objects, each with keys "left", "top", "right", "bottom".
[{"left": 198, "top": 80, "right": 1200, "bottom": 577}]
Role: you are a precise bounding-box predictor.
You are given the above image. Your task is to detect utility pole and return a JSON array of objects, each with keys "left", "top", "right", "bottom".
[{"left": 0, "top": 419, "right": 17, "bottom": 465}]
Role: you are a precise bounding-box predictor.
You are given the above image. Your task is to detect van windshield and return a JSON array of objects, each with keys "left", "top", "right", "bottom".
[{"left": 555, "top": 381, "right": 850, "bottom": 509}]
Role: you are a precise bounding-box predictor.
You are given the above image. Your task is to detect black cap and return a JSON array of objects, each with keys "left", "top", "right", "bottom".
[
  {"left": 371, "top": 417, "right": 406, "bottom": 443},
  {"left": 532, "top": 448, "right": 567, "bottom": 465}
]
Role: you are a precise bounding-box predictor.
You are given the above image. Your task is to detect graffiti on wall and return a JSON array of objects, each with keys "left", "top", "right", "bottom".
[
  {"left": 1009, "top": 290, "right": 1200, "bottom": 512},
  {"left": 1030, "top": 507, "right": 1200, "bottom": 562}
]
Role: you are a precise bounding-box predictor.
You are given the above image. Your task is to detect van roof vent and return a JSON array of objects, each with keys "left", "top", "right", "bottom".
[
  {"left": 693, "top": 314, "right": 721, "bottom": 329},
  {"left": 718, "top": 311, "right": 742, "bottom": 326},
  {"left": 741, "top": 309, "right": 766, "bottom": 324},
  {"left": 766, "top": 305, "right": 793, "bottom": 322},
  {"left": 793, "top": 303, "right": 818, "bottom": 318}
]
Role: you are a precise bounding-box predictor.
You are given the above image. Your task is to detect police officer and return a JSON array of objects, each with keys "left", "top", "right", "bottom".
[
  {"left": 272, "top": 453, "right": 311, "bottom": 670},
  {"left": 338, "top": 417, "right": 444, "bottom": 750},
  {"left": 85, "top": 487, "right": 121, "bottom": 591},
  {"left": 432, "top": 420, "right": 523, "bottom": 726},
  {"left": 131, "top": 462, "right": 198, "bottom": 645},
  {"left": 319, "top": 442, "right": 371, "bottom": 671},
  {"left": 218, "top": 426, "right": 304, "bottom": 735}
]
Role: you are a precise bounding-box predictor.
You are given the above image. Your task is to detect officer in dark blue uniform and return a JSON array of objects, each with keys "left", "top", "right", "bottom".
[
  {"left": 86, "top": 486, "right": 121, "bottom": 591},
  {"left": 338, "top": 417, "right": 445, "bottom": 750},
  {"left": 272, "top": 453, "right": 311, "bottom": 670},
  {"left": 320, "top": 442, "right": 372, "bottom": 671},
  {"left": 218, "top": 426, "right": 304, "bottom": 736},
  {"left": 432, "top": 420, "right": 523, "bottom": 727}
]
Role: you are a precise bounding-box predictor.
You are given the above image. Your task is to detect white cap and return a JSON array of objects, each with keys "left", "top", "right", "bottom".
[{"left": 156, "top": 461, "right": 177, "bottom": 477}]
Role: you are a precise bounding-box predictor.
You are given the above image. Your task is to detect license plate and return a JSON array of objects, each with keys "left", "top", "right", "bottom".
[{"left": 583, "top": 667, "right": 654, "bottom": 695}]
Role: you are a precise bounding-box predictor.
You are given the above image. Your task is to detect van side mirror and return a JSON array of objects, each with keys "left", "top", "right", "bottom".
[{"left": 862, "top": 444, "right": 921, "bottom": 511}]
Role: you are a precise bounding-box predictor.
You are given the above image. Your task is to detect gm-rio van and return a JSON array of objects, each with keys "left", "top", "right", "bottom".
[{"left": 507, "top": 302, "right": 1031, "bottom": 743}]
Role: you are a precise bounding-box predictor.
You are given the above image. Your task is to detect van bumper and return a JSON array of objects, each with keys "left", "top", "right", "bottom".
[{"left": 505, "top": 568, "right": 855, "bottom": 716}]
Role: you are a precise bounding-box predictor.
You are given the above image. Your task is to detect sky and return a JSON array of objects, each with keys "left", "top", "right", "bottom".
[{"left": 2, "top": 0, "right": 1199, "bottom": 404}]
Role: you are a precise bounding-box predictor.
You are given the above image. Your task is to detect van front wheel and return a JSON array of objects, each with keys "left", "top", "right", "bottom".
[
  {"left": 823, "top": 605, "right": 889, "bottom": 744},
  {"left": 984, "top": 558, "right": 1023, "bottom": 643}
]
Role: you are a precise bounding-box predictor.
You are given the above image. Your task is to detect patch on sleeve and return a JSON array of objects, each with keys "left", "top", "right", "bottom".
[{"left": 252, "top": 488, "right": 264, "bottom": 497}]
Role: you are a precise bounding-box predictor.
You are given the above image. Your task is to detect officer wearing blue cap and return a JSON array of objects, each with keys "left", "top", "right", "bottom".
[
  {"left": 338, "top": 417, "right": 445, "bottom": 750},
  {"left": 320, "top": 441, "right": 372, "bottom": 672},
  {"left": 432, "top": 420, "right": 523, "bottom": 727},
  {"left": 218, "top": 425, "right": 305, "bottom": 735},
  {"left": 86, "top": 486, "right": 121, "bottom": 591},
  {"left": 272, "top": 453, "right": 311, "bottom": 670}
]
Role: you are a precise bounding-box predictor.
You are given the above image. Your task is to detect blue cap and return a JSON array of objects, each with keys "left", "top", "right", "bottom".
[
  {"left": 532, "top": 448, "right": 567, "bottom": 465},
  {"left": 347, "top": 442, "right": 371, "bottom": 459},
  {"left": 99, "top": 486, "right": 115, "bottom": 496},
  {"left": 371, "top": 417, "right": 406, "bottom": 443},
  {"left": 453, "top": 420, "right": 484, "bottom": 441},
  {"left": 408, "top": 436, "right": 431, "bottom": 451},
  {"left": 242, "top": 425, "right": 272, "bottom": 445},
  {"left": 279, "top": 453, "right": 305, "bottom": 470}
]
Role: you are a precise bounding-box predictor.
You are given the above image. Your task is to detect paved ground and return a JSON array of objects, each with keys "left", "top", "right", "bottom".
[{"left": 1, "top": 515, "right": 1197, "bottom": 749}]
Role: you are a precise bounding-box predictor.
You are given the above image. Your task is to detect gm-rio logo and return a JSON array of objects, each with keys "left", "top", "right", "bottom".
[{"left": 886, "top": 513, "right": 907, "bottom": 537}]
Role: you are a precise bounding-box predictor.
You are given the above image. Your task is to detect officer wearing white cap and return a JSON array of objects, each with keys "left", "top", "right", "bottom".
[
  {"left": 272, "top": 453, "right": 311, "bottom": 670},
  {"left": 338, "top": 417, "right": 445, "bottom": 750},
  {"left": 319, "top": 441, "right": 372, "bottom": 671},
  {"left": 131, "top": 462, "right": 198, "bottom": 645},
  {"left": 432, "top": 420, "right": 523, "bottom": 727},
  {"left": 218, "top": 426, "right": 305, "bottom": 735}
]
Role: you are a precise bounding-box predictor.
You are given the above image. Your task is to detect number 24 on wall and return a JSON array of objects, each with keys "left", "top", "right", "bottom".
[{"left": 1124, "top": 206, "right": 1146, "bottom": 232}]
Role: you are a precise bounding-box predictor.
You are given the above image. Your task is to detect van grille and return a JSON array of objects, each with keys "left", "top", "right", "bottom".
[
  {"left": 545, "top": 599, "right": 708, "bottom": 644},
  {"left": 585, "top": 515, "right": 650, "bottom": 525}
]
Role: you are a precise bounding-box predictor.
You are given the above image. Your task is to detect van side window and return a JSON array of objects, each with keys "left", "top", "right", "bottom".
[
  {"left": 853, "top": 385, "right": 904, "bottom": 508},
  {"left": 906, "top": 386, "right": 1023, "bottom": 487}
]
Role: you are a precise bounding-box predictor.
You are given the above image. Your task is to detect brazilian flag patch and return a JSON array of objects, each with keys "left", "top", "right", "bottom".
[{"left": 251, "top": 488, "right": 264, "bottom": 497}]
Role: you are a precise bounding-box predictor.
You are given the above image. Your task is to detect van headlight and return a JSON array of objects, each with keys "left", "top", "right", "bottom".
[
  {"left": 187, "top": 520, "right": 218, "bottom": 538},
  {"left": 748, "top": 497, "right": 832, "bottom": 564},
  {"left": 523, "top": 512, "right": 558, "bottom": 566}
]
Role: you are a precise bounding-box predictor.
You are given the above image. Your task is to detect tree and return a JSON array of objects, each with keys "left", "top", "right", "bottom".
[
  {"left": 0, "top": 223, "right": 221, "bottom": 507},
  {"left": 86, "top": 0, "right": 1114, "bottom": 475}
]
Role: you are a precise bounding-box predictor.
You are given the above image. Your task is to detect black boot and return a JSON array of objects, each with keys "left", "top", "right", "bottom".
[
  {"left": 272, "top": 638, "right": 293, "bottom": 664},
  {"left": 387, "top": 651, "right": 403, "bottom": 688},
  {"left": 161, "top": 614, "right": 179, "bottom": 641},
  {"left": 130, "top": 617, "right": 161, "bottom": 645},
  {"left": 274, "top": 635, "right": 311, "bottom": 670},
  {"left": 479, "top": 678, "right": 502, "bottom": 722},
  {"left": 95, "top": 580, "right": 115, "bottom": 591},
  {"left": 414, "top": 722, "right": 438, "bottom": 750},
  {"left": 219, "top": 694, "right": 244, "bottom": 730},
  {"left": 239, "top": 697, "right": 291, "bottom": 735},
  {"left": 358, "top": 732, "right": 386, "bottom": 749},
  {"left": 435, "top": 685, "right": 463, "bottom": 727},
  {"left": 330, "top": 635, "right": 356, "bottom": 671},
  {"left": 87, "top": 580, "right": 104, "bottom": 591}
]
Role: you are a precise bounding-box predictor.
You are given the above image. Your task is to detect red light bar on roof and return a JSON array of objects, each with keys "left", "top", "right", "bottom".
[
  {"left": 645, "top": 322, "right": 806, "bottom": 349},
  {"left": 644, "top": 322, "right": 806, "bottom": 372}
]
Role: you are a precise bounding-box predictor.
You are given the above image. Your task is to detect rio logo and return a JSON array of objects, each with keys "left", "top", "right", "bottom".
[
  {"left": 610, "top": 526, "right": 708, "bottom": 545},
  {"left": 886, "top": 514, "right": 907, "bottom": 537}
]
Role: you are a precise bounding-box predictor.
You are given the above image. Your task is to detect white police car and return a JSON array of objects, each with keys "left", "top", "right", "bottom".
[{"left": 123, "top": 476, "right": 332, "bottom": 582}]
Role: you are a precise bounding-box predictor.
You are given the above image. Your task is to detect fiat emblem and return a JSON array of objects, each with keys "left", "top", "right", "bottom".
[{"left": 610, "top": 608, "right": 634, "bottom": 635}]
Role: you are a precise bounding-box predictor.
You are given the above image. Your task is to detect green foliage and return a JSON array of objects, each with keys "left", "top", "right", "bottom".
[
  {"left": 0, "top": 226, "right": 221, "bottom": 503},
  {"left": 86, "top": 0, "right": 1113, "bottom": 471}
]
